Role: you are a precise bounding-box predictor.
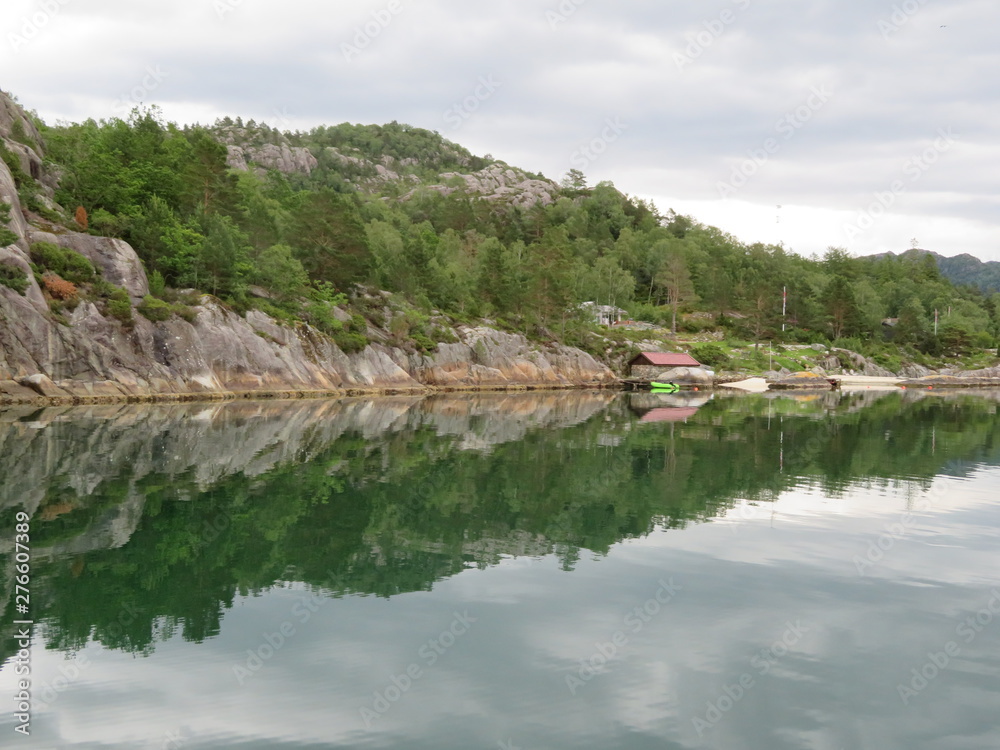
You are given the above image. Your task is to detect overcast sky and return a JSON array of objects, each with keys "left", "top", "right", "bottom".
[{"left": 3, "top": 0, "right": 998, "bottom": 261}]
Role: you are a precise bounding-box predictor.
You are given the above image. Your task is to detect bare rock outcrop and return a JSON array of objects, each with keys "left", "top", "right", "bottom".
[
  {"left": 28, "top": 228, "right": 150, "bottom": 300},
  {"left": 653, "top": 366, "right": 714, "bottom": 385},
  {"left": 226, "top": 143, "right": 318, "bottom": 175},
  {"left": 405, "top": 163, "right": 559, "bottom": 209}
]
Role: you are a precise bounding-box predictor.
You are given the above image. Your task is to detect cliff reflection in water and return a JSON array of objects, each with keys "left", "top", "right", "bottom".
[{"left": 2, "top": 389, "right": 999, "bottom": 657}]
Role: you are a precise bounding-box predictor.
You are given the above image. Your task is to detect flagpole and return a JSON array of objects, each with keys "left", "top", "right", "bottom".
[{"left": 782, "top": 286, "right": 787, "bottom": 333}]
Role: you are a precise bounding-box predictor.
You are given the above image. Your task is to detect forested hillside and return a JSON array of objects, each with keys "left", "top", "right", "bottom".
[
  {"left": 868, "top": 249, "right": 1000, "bottom": 294},
  {"left": 4, "top": 103, "right": 1000, "bottom": 370}
]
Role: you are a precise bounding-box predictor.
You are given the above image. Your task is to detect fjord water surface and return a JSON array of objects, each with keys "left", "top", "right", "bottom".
[{"left": 1, "top": 390, "right": 999, "bottom": 749}]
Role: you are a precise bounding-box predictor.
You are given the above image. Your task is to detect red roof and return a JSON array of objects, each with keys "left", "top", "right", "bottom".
[{"left": 629, "top": 352, "right": 701, "bottom": 368}]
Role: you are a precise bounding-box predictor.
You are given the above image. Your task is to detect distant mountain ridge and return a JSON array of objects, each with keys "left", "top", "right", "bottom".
[{"left": 866, "top": 249, "right": 1000, "bottom": 293}]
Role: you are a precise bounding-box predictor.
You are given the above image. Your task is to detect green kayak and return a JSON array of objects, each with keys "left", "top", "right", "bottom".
[{"left": 650, "top": 382, "right": 679, "bottom": 392}]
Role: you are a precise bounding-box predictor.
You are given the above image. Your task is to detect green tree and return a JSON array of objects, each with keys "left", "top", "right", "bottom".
[
  {"left": 286, "top": 190, "right": 371, "bottom": 287},
  {"left": 561, "top": 169, "right": 587, "bottom": 191},
  {"left": 654, "top": 250, "right": 697, "bottom": 334},
  {"left": 823, "top": 276, "right": 863, "bottom": 340},
  {"left": 193, "top": 214, "right": 251, "bottom": 298},
  {"left": 895, "top": 296, "right": 929, "bottom": 347},
  {"left": 256, "top": 244, "right": 309, "bottom": 302}
]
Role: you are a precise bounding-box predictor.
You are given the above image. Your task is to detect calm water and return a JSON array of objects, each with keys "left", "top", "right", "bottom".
[{"left": 1, "top": 390, "right": 999, "bottom": 749}]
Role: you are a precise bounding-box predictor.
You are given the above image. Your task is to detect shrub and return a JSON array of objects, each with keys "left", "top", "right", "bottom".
[
  {"left": 0, "top": 143, "right": 27, "bottom": 188},
  {"left": 350, "top": 313, "right": 368, "bottom": 333},
  {"left": 302, "top": 300, "right": 343, "bottom": 336},
  {"left": 42, "top": 274, "right": 78, "bottom": 301},
  {"left": 690, "top": 342, "right": 731, "bottom": 368},
  {"left": 0, "top": 263, "right": 28, "bottom": 294},
  {"left": 628, "top": 303, "right": 668, "bottom": 326},
  {"left": 431, "top": 324, "right": 458, "bottom": 344},
  {"left": 680, "top": 317, "right": 716, "bottom": 334},
  {"left": 973, "top": 330, "right": 994, "bottom": 349},
  {"left": 873, "top": 352, "right": 902, "bottom": 374},
  {"left": 29, "top": 242, "right": 95, "bottom": 284},
  {"left": 334, "top": 330, "right": 368, "bottom": 354},
  {"left": 107, "top": 297, "right": 133, "bottom": 324},
  {"left": 89, "top": 208, "right": 123, "bottom": 237},
  {"left": 411, "top": 333, "right": 436, "bottom": 352},
  {"left": 148, "top": 270, "right": 166, "bottom": 297},
  {"left": 832, "top": 337, "right": 868, "bottom": 356},
  {"left": 173, "top": 304, "right": 198, "bottom": 324},
  {"left": 0, "top": 201, "right": 18, "bottom": 247},
  {"left": 137, "top": 295, "right": 172, "bottom": 321}
]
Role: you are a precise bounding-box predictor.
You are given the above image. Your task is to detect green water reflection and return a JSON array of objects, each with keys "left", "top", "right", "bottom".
[
  {"left": 0, "top": 389, "right": 998, "bottom": 748},
  {"left": 2, "top": 390, "right": 999, "bottom": 654}
]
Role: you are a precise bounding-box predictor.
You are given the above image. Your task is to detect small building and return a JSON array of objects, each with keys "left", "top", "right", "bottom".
[
  {"left": 580, "top": 301, "right": 628, "bottom": 326},
  {"left": 628, "top": 352, "right": 702, "bottom": 380}
]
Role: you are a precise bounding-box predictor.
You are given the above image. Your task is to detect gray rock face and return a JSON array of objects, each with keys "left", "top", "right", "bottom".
[
  {"left": 958, "top": 366, "right": 1000, "bottom": 379},
  {"left": 824, "top": 348, "right": 895, "bottom": 378},
  {"left": 0, "top": 141, "right": 28, "bottom": 244},
  {"left": 28, "top": 229, "right": 150, "bottom": 300},
  {"left": 654, "top": 366, "right": 714, "bottom": 385},
  {"left": 862, "top": 360, "right": 895, "bottom": 378},
  {"left": 900, "top": 363, "right": 931, "bottom": 379},
  {"left": 226, "top": 143, "right": 318, "bottom": 175},
  {"left": 408, "top": 326, "right": 614, "bottom": 387},
  {"left": 409, "top": 163, "right": 559, "bottom": 209}
]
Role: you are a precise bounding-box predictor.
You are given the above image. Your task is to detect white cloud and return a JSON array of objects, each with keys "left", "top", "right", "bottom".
[{"left": 2, "top": 0, "right": 997, "bottom": 259}]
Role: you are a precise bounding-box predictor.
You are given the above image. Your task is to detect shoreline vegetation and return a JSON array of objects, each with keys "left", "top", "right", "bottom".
[{"left": 2, "top": 90, "right": 1000, "bottom": 400}]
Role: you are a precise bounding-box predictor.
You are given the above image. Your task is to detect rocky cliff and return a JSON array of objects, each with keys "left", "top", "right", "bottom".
[{"left": 0, "top": 96, "right": 613, "bottom": 405}]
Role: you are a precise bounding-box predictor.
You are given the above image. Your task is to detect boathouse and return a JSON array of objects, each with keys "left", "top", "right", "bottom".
[{"left": 628, "top": 352, "right": 701, "bottom": 379}]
